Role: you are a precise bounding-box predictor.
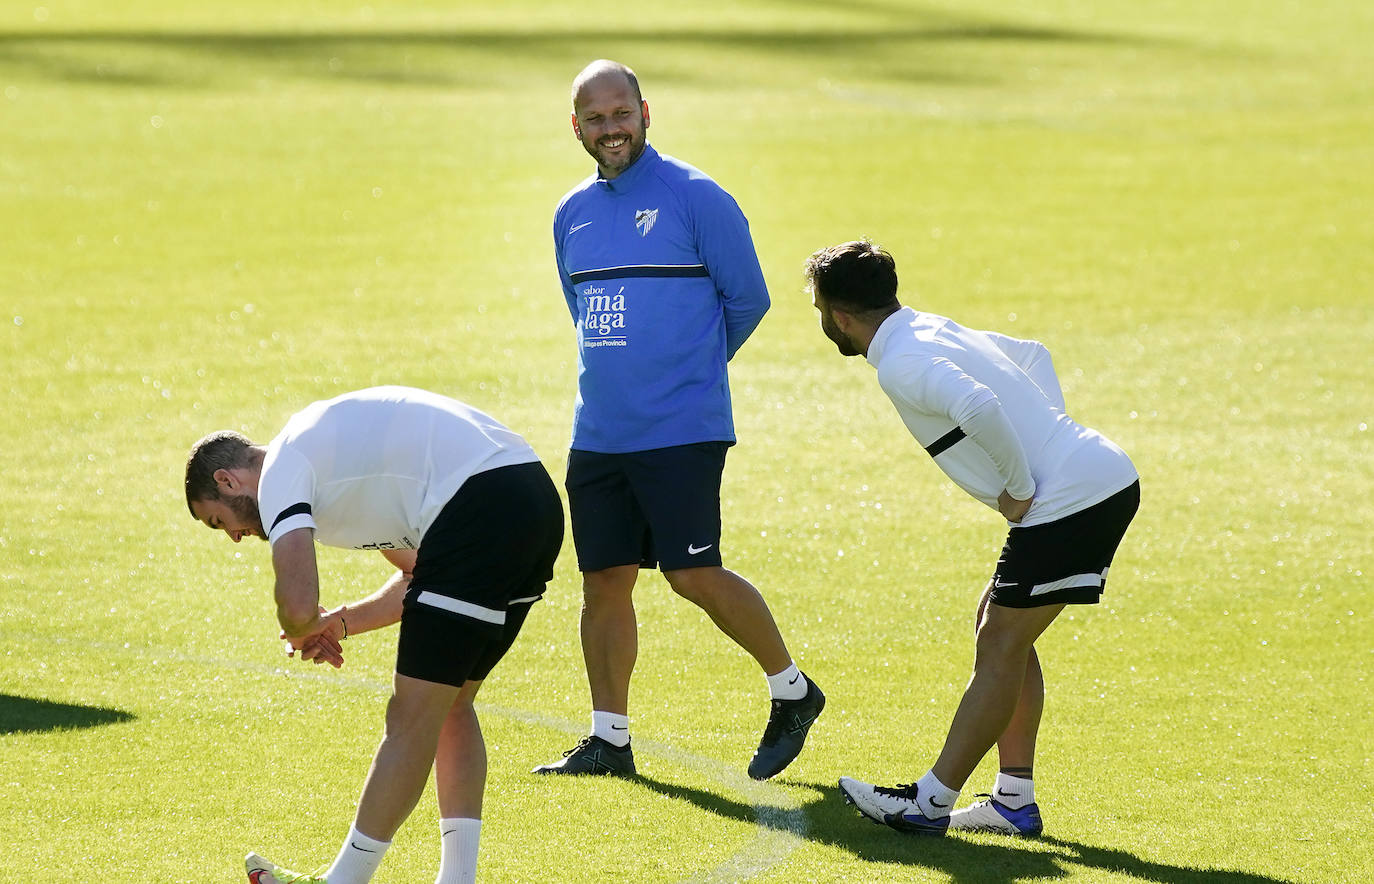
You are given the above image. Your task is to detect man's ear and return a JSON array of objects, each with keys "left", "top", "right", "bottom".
[
  {"left": 830, "top": 304, "right": 859, "bottom": 334},
  {"left": 571, "top": 111, "right": 581, "bottom": 139},
  {"left": 642, "top": 100, "right": 650, "bottom": 128},
  {"left": 213, "top": 468, "right": 238, "bottom": 494}
]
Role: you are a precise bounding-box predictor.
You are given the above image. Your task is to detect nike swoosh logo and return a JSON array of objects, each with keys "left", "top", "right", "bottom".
[
  {"left": 687, "top": 543, "right": 713, "bottom": 555},
  {"left": 996, "top": 788, "right": 1019, "bottom": 797},
  {"left": 610, "top": 724, "right": 628, "bottom": 730},
  {"left": 569, "top": 221, "right": 594, "bottom": 234},
  {"left": 788, "top": 674, "right": 800, "bottom": 685},
  {"left": 351, "top": 842, "right": 378, "bottom": 853},
  {"left": 928, "top": 797, "right": 950, "bottom": 808},
  {"left": 993, "top": 579, "right": 1017, "bottom": 589}
]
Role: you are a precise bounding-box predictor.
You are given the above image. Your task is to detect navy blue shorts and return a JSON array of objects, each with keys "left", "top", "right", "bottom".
[
  {"left": 989, "top": 481, "right": 1140, "bottom": 609},
  {"left": 395, "top": 461, "right": 564, "bottom": 687},
  {"left": 566, "top": 442, "right": 729, "bottom": 572}
]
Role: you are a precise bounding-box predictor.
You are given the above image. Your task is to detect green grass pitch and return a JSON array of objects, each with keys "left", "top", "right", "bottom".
[{"left": 2, "top": 0, "right": 1370, "bottom": 880}]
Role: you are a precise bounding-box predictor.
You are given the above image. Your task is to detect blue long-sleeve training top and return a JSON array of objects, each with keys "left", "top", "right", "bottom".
[{"left": 553, "top": 144, "right": 771, "bottom": 454}]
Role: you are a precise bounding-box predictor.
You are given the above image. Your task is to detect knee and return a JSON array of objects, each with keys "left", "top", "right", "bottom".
[
  {"left": 972, "top": 623, "right": 1034, "bottom": 672},
  {"left": 663, "top": 567, "right": 721, "bottom": 606},
  {"left": 382, "top": 694, "right": 422, "bottom": 741},
  {"left": 582, "top": 568, "right": 636, "bottom": 610}
]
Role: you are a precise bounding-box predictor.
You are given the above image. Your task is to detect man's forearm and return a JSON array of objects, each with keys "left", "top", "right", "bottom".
[
  {"left": 340, "top": 569, "right": 411, "bottom": 636},
  {"left": 272, "top": 528, "right": 322, "bottom": 635}
]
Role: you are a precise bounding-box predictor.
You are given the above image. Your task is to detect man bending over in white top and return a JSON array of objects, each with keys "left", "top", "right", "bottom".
[
  {"left": 807, "top": 241, "right": 1140, "bottom": 839},
  {"left": 185, "top": 386, "right": 563, "bottom": 884}
]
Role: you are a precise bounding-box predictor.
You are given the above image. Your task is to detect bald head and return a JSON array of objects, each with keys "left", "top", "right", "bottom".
[
  {"left": 572, "top": 59, "right": 642, "bottom": 111},
  {"left": 569, "top": 59, "right": 650, "bottom": 179}
]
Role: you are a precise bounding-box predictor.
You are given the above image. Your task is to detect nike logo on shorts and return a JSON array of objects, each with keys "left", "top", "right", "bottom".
[{"left": 688, "top": 543, "right": 713, "bottom": 555}]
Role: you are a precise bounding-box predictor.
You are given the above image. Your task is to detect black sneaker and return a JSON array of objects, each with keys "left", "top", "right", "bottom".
[
  {"left": 532, "top": 735, "right": 636, "bottom": 776},
  {"left": 747, "top": 675, "right": 825, "bottom": 780}
]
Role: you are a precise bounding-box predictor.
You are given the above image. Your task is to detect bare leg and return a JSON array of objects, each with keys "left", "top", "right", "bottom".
[
  {"left": 662, "top": 566, "right": 791, "bottom": 675},
  {"left": 998, "top": 648, "right": 1043, "bottom": 774},
  {"left": 580, "top": 565, "right": 640, "bottom": 715},
  {"left": 354, "top": 674, "right": 462, "bottom": 840},
  {"left": 931, "top": 601, "right": 1063, "bottom": 790},
  {"left": 433, "top": 680, "right": 486, "bottom": 819},
  {"left": 975, "top": 586, "right": 1045, "bottom": 774}
]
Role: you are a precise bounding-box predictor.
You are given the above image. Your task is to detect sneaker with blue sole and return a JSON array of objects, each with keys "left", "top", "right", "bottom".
[
  {"left": 947, "top": 795, "right": 1044, "bottom": 836},
  {"left": 837, "top": 777, "right": 949, "bottom": 836}
]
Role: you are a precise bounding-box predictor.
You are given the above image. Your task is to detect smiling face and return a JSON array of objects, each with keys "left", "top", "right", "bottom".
[
  {"left": 572, "top": 71, "right": 649, "bottom": 179},
  {"left": 191, "top": 492, "right": 266, "bottom": 543}
]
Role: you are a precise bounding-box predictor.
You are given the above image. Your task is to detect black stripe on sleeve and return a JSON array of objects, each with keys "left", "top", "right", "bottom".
[
  {"left": 924, "top": 426, "right": 966, "bottom": 458},
  {"left": 270, "top": 502, "right": 312, "bottom": 532}
]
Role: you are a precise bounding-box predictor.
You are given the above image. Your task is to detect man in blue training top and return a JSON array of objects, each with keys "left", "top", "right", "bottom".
[{"left": 534, "top": 59, "right": 823, "bottom": 781}]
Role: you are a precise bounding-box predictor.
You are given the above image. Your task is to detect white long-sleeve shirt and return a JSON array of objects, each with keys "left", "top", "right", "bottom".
[{"left": 867, "top": 307, "right": 1137, "bottom": 526}]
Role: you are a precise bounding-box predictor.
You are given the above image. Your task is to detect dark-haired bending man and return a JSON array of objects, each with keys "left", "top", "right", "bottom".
[{"left": 807, "top": 241, "right": 1139, "bottom": 838}]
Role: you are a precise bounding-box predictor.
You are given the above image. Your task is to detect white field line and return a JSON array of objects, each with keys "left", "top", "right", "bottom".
[{"left": 19, "top": 635, "right": 807, "bottom": 881}]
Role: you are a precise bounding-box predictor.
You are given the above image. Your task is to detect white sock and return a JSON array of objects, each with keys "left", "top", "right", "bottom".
[
  {"left": 993, "top": 772, "right": 1035, "bottom": 809},
  {"left": 436, "top": 817, "right": 481, "bottom": 884},
  {"left": 324, "top": 824, "right": 390, "bottom": 884},
  {"left": 916, "top": 771, "right": 959, "bottom": 819},
  {"left": 765, "top": 663, "right": 807, "bottom": 701},
  {"left": 591, "top": 710, "right": 630, "bottom": 747}
]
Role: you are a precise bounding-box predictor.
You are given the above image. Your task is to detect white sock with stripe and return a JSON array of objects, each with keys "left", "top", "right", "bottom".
[
  {"left": 436, "top": 817, "right": 481, "bottom": 884},
  {"left": 591, "top": 710, "right": 630, "bottom": 747},
  {"left": 993, "top": 772, "right": 1035, "bottom": 809},
  {"left": 324, "top": 824, "right": 390, "bottom": 884},
  {"left": 765, "top": 663, "right": 808, "bottom": 701},
  {"left": 915, "top": 771, "right": 960, "bottom": 819}
]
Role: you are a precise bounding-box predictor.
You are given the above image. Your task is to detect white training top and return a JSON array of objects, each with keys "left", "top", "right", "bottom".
[
  {"left": 866, "top": 307, "right": 1137, "bottom": 526},
  {"left": 258, "top": 386, "right": 539, "bottom": 550}
]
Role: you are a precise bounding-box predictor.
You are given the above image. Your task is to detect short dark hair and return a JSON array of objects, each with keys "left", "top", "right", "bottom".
[
  {"left": 184, "top": 430, "right": 255, "bottom": 516},
  {"left": 805, "top": 240, "right": 900, "bottom": 313}
]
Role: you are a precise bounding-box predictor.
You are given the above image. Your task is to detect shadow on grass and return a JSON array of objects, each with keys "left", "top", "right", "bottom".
[
  {"left": 0, "top": 3, "right": 1183, "bottom": 91},
  {"left": 0, "top": 693, "right": 135, "bottom": 735},
  {"left": 635, "top": 773, "right": 1295, "bottom": 884}
]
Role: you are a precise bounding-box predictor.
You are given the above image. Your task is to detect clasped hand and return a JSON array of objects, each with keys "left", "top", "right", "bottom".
[{"left": 281, "top": 605, "right": 348, "bottom": 668}]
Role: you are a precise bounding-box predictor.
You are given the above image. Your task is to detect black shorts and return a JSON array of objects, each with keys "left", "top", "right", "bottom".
[
  {"left": 566, "top": 442, "right": 729, "bottom": 572},
  {"left": 395, "top": 461, "right": 564, "bottom": 687},
  {"left": 989, "top": 480, "right": 1140, "bottom": 609}
]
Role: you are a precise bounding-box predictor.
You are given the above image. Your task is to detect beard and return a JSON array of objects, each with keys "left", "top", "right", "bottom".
[
  {"left": 821, "top": 312, "right": 861, "bottom": 357},
  {"left": 581, "top": 120, "right": 647, "bottom": 177},
  {"left": 225, "top": 493, "right": 267, "bottom": 541}
]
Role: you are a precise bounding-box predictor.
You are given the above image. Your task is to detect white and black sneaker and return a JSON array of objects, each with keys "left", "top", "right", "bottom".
[{"left": 838, "top": 777, "right": 950, "bottom": 835}]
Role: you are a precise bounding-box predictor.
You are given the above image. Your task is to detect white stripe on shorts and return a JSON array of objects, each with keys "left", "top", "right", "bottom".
[
  {"left": 415, "top": 591, "right": 506, "bottom": 625},
  {"left": 1028, "top": 566, "right": 1110, "bottom": 598}
]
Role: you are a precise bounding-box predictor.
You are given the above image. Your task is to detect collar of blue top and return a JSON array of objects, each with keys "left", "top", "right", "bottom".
[{"left": 595, "top": 143, "right": 660, "bottom": 193}]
